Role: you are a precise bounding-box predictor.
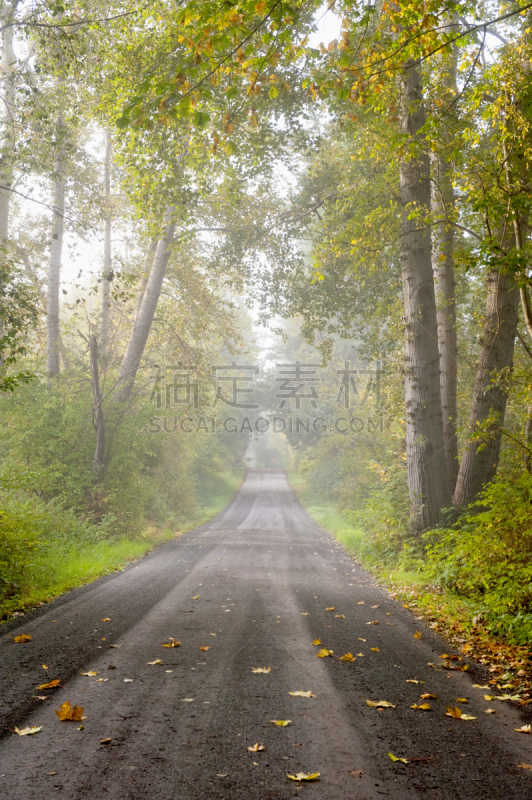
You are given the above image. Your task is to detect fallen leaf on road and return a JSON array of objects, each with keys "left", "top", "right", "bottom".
[
  {"left": 247, "top": 743, "right": 265, "bottom": 752},
  {"left": 124, "top": 678, "right": 133, "bottom": 682},
  {"left": 100, "top": 738, "right": 112, "bottom": 744},
  {"left": 270, "top": 720, "right": 291, "bottom": 726},
  {"left": 484, "top": 694, "right": 520, "bottom": 701},
  {"left": 358, "top": 637, "right": 366, "bottom": 642},
  {"left": 325, "top": 607, "right": 335, "bottom": 611},
  {"left": 340, "top": 653, "right": 356, "bottom": 662},
  {"left": 191, "top": 595, "right": 199, "bottom": 599},
  {"left": 440, "top": 654, "right": 460, "bottom": 660},
  {"left": 147, "top": 659, "right": 163, "bottom": 665},
  {"left": 515, "top": 725, "right": 532, "bottom": 734},
  {"left": 473, "top": 684, "right": 490, "bottom": 689},
  {"left": 371, "top": 647, "right": 380, "bottom": 652},
  {"left": 388, "top": 752, "right": 408, "bottom": 763},
  {"left": 33, "top": 695, "right": 48, "bottom": 700},
  {"left": 42, "top": 665, "right": 47, "bottom": 669},
  {"left": 14, "top": 634, "right": 32, "bottom": 643},
  {"left": 446, "top": 706, "right": 476, "bottom": 720},
  {"left": 287, "top": 772, "right": 320, "bottom": 782},
  {"left": 386, "top": 612, "right": 394, "bottom": 616},
  {"left": 334, "top": 614, "right": 345, "bottom": 618},
  {"left": 484, "top": 708, "right": 496, "bottom": 713},
  {"left": 411, "top": 703, "right": 431, "bottom": 711},
  {"left": 413, "top": 631, "right": 422, "bottom": 639},
  {"left": 421, "top": 693, "right": 437, "bottom": 699},
  {"left": 108, "top": 644, "right": 121, "bottom": 649},
  {"left": 312, "top": 639, "right": 321, "bottom": 645},
  {"left": 357, "top": 652, "right": 365, "bottom": 657},
  {"left": 96, "top": 678, "right": 108, "bottom": 683},
  {"left": 317, "top": 648, "right": 334, "bottom": 658},
  {"left": 216, "top": 773, "right": 228, "bottom": 777},
  {"left": 371, "top": 605, "right": 379, "bottom": 609},
  {"left": 77, "top": 725, "right": 84, "bottom": 731},
  {"left": 81, "top": 671, "right": 97, "bottom": 677},
  {"left": 289, "top": 691, "right": 316, "bottom": 698},
  {"left": 456, "top": 698, "right": 468, "bottom": 703},
  {"left": 107, "top": 665, "right": 116, "bottom": 670},
  {"left": 367, "top": 621, "right": 379, "bottom": 625},
  {"left": 102, "top": 618, "right": 110, "bottom": 621},
  {"left": 182, "top": 698, "right": 194, "bottom": 702},
  {"left": 357, "top": 601, "right": 365, "bottom": 605},
  {"left": 200, "top": 646, "right": 210, "bottom": 651},
  {"left": 14, "top": 725, "right": 41, "bottom": 735},
  {"left": 406, "top": 679, "right": 425, "bottom": 684},
  {"left": 517, "top": 764, "right": 532, "bottom": 770},
  {"left": 39, "top": 679, "right": 60, "bottom": 689},
  {"left": 209, "top": 633, "right": 217, "bottom": 636},
  {"left": 348, "top": 769, "right": 365, "bottom": 776},
  {"left": 366, "top": 700, "right": 396, "bottom": 708},
  {"left": 252, "top": 667, "right": 271, "bottom": 673},
  {"left": 162, "top": 638, "right": 181, "bottom": 648},
  {"left": 56, "top": 701, "right": 84, "bottom": 721},
  {"left": 300, "top": 612, "right": 309, "bottom": 616}
]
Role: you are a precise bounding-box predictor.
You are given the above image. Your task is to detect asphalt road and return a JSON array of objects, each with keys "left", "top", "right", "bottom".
[{"left": 1, "top": 469, "right": 532, "bottom": 799}]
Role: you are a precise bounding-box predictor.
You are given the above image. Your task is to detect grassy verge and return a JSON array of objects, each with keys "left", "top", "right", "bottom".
[
  {"left": 1, "top": 471, "right": 241, "bottom": 622},
  {"left": 288, "top": 469, "right": 532, "bottom": 702}
]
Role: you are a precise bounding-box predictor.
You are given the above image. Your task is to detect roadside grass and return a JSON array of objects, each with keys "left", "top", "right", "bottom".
[
  {"left": 1, "top": 473, "right": 240, "bottom": 622},
  {"left": 288, "top": 469, "right": 532, "bottom": 701}
]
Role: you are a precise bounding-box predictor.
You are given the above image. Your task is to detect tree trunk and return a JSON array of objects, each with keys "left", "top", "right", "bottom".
[
  {"left": 89, "top": 334, "right": 106, "bottom": 482},
  {"left": 453, "top": 264, "right": 519, "bottom": 507},
  {"left": 100, "top": 130, "right": 112, "bottom": 360},
  {"left": 0, "top": 1, "right": 15, "bottom": 243},
  {"left": 116, "top": 207, "right": 176, "bottom": 403},
  {"left": 400, "top": 60, "right": 452, "bottom": 532},
  {"left": 46, "top": 116, "right": 66, "bottom": 380}
]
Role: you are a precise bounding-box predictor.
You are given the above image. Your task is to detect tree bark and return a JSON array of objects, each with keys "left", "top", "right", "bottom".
[
  {"left": 46, "top": 116, "right": 66, "bottom": 380},
  {"left": 0, "top": 0, "right": 15, "bottom": 243},
  {"left": 116, "top": 207, "right": 176, "bottom": 403},
  {"left": 100, "top": 130, "right": 112, "bottom": 360},
  {"left": 453, "top": 264, "right": 519, "bottom": 507},
  {"left": 89, "top": 334, "right": 106, "bottom": 482},
  {"left": 400, "top": 60, "right": 452, "bottom": 532}
]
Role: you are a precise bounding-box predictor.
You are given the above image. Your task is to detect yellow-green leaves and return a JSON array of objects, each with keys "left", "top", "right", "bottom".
[
  {"left": 289, "top": 690, "right": 316, "bottom": 697},
  {"left": 270, "top": 719, "right": 291, "bottom": 726},
  {"left": 366, "top": 699, "right": 395, "bottom": 708},
  {"left": 388, "top": 753, "right": 408, "bottom": 763},
  {"left": 287, "top": 772, "right": 320, "bottom": 781}
]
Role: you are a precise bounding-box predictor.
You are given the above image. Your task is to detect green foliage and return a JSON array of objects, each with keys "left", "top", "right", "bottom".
[{"left": 423, "top": 474, "right": 532, "bottom": 643}]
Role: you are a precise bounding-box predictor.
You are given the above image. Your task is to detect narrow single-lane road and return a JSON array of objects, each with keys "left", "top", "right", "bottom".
[{"left": 1, "top": 469, "right": 531, "bottom": 799}]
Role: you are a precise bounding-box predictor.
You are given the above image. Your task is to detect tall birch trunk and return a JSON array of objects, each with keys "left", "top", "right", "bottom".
[
  {"left": 0, "top": 1, "right": 15, "bottom": 243},
  {"left": 100, "top": 130, "right": 112, "bottom": 360},
  {"left": 89, "top": 334, "right": 106, "bottom": 482},
  {"left": 116, "top": 208, "right": 176, "bottom": 403},
  {"left": 46, "top": 116, "right": 66, "bottom": 380},
  {"left": 453, "top": 262, "right": 519, "bottom": 507},
  {"left": 400, "top": 60, "right": 452, "bottom": 532}
]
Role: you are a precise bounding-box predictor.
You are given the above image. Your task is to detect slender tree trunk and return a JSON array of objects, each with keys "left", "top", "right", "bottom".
[
  {"left": 431, "top": 19, "right": 459, "bottom": 494},
  {"left": 0, "top": 1, "right": 15, "bottom": 243},
  {"left": 525, "top": 404, "right": 532, "bottom": 473},
  {"left": 89, "top": 334, "right": 106, "bottom": 482},
  {"left": 453, "top": 264, "right": 519, "bottom": 507},
  {"left": 134, "top": 237, "right": 158, "bottom": 320},
  {"left": 46, "top": 116, "right": 66, "bottom": 380},
  {"left": 400, "top": 60, "right": 452, "bottom": 532},
  {"left": 116, "top": 207, "right": 176, "bottom": 403},
  {"left": 100, "top": 130, "right": 112, "bottom": 360}
]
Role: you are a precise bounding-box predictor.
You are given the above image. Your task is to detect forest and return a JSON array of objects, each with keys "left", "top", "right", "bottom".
[{"left": 2, "top": 0, "right": 532, "bottom": 656}]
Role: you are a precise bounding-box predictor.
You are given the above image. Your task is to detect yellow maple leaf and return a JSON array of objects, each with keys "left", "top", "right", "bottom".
[
  {"left": 366, "top": 700, "right": 396, "bottom": 708},
  {"left": 191, "top": 595, "right": 200, "bottom": 599},
  {"left": 147, "top": 659, "right": 163, "bottom": 665},
  {"left": 15, "top": 725, "right": 42, "bottom": 735},
  {"left": 252, "top": 667, "right": 271, "bottom": 673},
  {"left": 102, "top": 618, "right": 111, "bottom": 621},
  {"left": 162, "top": 638, "right": 181, "bottom": 648},
  {"left": 289, "top": 690, "right": 316, "bottom": 697},
  {"left": 411, "top": 703, "right": 431, "bottom": 710},
  {"left": 200, "top": 646, "right": 210, "bottom": 651},
  {"left": 334, "top": 614, "right": 345, "bottom": 618},
  {"left": 39, "top": 679, "right": 60, "bottom": 689},
  {"left": 56, "top": 700, "right": 85, "bottom": 722},
  {"left": 247, "top": 742, "right": 265, "bottom": 752},
  {"left": 406, "top": 679, "right": 425, "bottom": 684},
  {"left": 420, "top": 693, "right": 437, "bottom": 699},
  {"left": 270, "top": 719, "right": 291, "bottom": 726},
  {"left": 456, "top": 698, "right": 468, "bottom": 703},
  {"left": 81, "top": 671, "right": 97, "bottom": 677},
  {"left": 287, "top": 772, "right": 320, "bottom": 781},
  {"left": 312, "top": 638, "right": 321, "bottom": 645},
  {"left": 340, "top": 652, "right": 355, "bottom": 662},
  {"left": 317, "top": 648, "right": 333, "bottom": 658},
  {"left": 388, "top": 752, "right": 408, "bottom": 763},
  {"left": 325, "top": 606, "right": 335, "bottom": 611},
  {"left": 371, "top": 647, "right": 380, "bottom": 652},
  {"left": 413, "top": 631, "right": 422, "bottom": 639},
  {"left": 14, "top": 634, "right": 32, "bottom": 643}
]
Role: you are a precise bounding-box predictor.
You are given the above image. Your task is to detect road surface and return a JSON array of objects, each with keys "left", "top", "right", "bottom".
[{"left": 1, "top": 469, "right": 531, "bottom": 799}]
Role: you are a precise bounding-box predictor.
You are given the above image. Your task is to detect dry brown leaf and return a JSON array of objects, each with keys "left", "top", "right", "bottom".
[
  {"left": 102, "top": 618, "right": 110, "bottom": 621},
  {"left": 357, "top": 601, "right": 365, "bottom": 605},
  {"left": 515, "top": 724, "right": 532, "bottom": 734},
  {"left": 56, "top": 700, "right": 84, "bottom": 722},
  {"left": 100, "top": 738, "right": 112, "bottom": 744},
  {"left": 367, "top": 621, "right": 379, "bottom": 625},
  {"left": 247, "top": 743, "right": 265, "bottom": 752},
  {"left": 348, "top": 769, "right": 365, "bottom": 777},
  {"left": 517, "top": 763, "right": 532, "bottom": 770},
  {"left": 147, "top": 659, "right": 163, "bottom": 665},
  {"left": 14, "top": 634, "right": 32, "bottom": 643},
  {"left": 199, "top": 646, "right": 210, "bottom": 651},
  {"left": 371, "top": 605, "right": 379, "bottom": 609}
]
